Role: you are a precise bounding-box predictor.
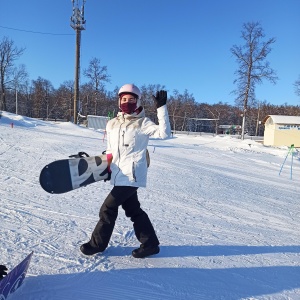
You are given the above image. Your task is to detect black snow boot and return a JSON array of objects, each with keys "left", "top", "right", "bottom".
[
  {"left": 80, "top": 242, "right": 105, "bottom": 256},
  {"left": 132, "top": 245, "right": 160, "bottom": 258}
]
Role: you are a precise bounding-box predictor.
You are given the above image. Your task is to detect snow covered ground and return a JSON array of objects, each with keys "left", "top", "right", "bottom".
[{"left": 0, "top": 111, "right": 300, "bottom": 300}]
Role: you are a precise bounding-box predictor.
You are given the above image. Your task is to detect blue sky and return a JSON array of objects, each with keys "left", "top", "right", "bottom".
[{"left": 1, "top": 0, "right": 300, "bottom": 106}]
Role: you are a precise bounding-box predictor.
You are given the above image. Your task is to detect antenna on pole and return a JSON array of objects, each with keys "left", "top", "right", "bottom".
[{"left": 70, "top": 0, "right": 86, "bottom": 124}]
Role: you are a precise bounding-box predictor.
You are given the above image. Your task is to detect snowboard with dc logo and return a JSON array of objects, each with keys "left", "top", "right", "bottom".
[
  {"left": 0, "top": 252, "right": 33, "bottom": 300},
  {"left": 39, "top": 152, "right": 109, "bottom": 194}
]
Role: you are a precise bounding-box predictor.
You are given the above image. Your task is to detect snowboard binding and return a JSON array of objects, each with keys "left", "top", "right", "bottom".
[{"left": 69, "top": 152, "right": 90, "bottom": 158}]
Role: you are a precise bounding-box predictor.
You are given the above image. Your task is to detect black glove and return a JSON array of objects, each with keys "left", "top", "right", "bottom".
[
  {"left": 152, "top": 90, "right": 167, "bottom": 108},
  {"left": 104, "top": 168, "right": 111, "bottom": 182},
  {"left": 0, "top": 265, "right": 8, "bottom": 279}
]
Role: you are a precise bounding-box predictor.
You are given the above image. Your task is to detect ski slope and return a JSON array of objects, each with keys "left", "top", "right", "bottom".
[{"left": 0, "top": 111, "right": 300, "bottom": 300}]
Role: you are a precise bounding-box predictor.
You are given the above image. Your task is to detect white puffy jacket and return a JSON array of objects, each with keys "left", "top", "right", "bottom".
[{"left": 106, "top": 105, "right": 171, "bottom": 187}]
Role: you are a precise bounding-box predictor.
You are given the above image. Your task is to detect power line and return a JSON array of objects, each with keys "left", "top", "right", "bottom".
[{"left": 0, "top": 25, "right": 74, "bottom": 36}]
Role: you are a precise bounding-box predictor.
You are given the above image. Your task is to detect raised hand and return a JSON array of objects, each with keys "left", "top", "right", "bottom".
[{"left": 152, "top": 90, "right": 167, "bottom": 108}]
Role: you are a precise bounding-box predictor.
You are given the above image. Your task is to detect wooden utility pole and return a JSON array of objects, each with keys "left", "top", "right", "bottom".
[{"left": 70, "top": 0, "right": 86, "bottom": 124}]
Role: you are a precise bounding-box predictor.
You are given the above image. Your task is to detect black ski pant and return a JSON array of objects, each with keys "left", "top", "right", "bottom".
[{"left": 90, "top": 186, "right": 159, "bottom": 251}]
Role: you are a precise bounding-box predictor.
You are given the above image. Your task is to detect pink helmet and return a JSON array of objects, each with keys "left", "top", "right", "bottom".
[{"left": 118, "top": 84, "right": 141, "bottom": 108}]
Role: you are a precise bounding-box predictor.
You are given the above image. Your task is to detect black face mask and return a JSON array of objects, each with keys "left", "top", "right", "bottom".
[{"left": 120, "top": 102, "right": 137, "bottom": 114}]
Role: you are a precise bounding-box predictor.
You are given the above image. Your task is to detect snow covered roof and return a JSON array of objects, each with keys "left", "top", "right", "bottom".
[{"left": 262, "top": 115, "right": 300, "bottom": 125}]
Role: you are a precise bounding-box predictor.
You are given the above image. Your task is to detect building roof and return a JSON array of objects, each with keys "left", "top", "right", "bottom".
[{"left": 262, "top": 115, "right": 300, "bottom": 125}]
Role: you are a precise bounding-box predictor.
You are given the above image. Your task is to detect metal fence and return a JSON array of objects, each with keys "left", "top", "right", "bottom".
[{"left": 87, "top": 115, "right": 109, "bottom": 130}]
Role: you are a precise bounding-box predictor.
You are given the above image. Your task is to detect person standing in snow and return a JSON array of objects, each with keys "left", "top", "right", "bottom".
[{"left": 80, "top": 83, "right": 171, "bottom": 258}]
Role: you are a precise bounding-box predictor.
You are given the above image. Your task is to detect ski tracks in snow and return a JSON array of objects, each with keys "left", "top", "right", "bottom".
[{"left": 1, "top": 120, "right": 300, "bottom": 299}]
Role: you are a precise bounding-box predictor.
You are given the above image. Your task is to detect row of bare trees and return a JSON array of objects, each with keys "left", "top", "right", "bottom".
[
  {"left": 3, "top": 81, "right": 300, "bottom": 136},
  {"left": 1, "top": 22, "right": 300, "bottom": 137}
]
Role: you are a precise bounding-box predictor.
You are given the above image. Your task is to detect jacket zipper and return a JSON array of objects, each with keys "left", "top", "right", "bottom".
[
  {"left": 122, "top": 130, "right": 125, "bottom": 146},
  {"left": 114, "top": 117, "right": 125, "bottom": 185}
]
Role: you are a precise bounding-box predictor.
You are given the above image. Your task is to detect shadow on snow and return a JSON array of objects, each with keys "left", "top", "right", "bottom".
[
  {"left": 20, "top": 265, "right": 300, "bottom": 300},
  {"left": 15, "top": 245, "right": 300, "bottom": 300}
]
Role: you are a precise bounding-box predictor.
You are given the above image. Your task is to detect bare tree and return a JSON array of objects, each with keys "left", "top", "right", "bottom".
[
  {"left": 163, "top": 89, "right": 195, "bottom": 132},
  {"left": 22, "top": 79, "right": 33, "bottom": 117},
  {"left": 31, "top": 77, "right": 54, "bottom": 119},
  {"left": 11, "top": 64, "right": 28, "bottom": 114},
  {"left": 55, "top": 81, "right": 74, "bottom": 120},
  {"left": 294, "top": 76, "right": 300, "bottom": 98},
  {"left": 168, "top": 90, "right": 182, "bottom": 132},
  {"left": 0, "top": 36, "right": 25, "bottom": 111},
  {"left": 231, "top": 22, "right": 278, "bottom": 139},
  {"left": 203, "top": 103, "right": 224, "bottom": 134},
  {"left": 83, "top": 57, "right": 111, "bottom": 115}
]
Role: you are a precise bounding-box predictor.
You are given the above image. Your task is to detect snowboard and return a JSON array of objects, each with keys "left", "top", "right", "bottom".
[
  {"left": 39, "top": 152, "right": 109, "bottom": 194},
  {"left": 0, "top": 252, "right": 33, "bottom": 300}
]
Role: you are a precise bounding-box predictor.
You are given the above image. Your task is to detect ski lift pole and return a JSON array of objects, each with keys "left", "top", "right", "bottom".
[
  {"left": 290, "top": 145, "right": 294, "bottom": 179},
  {"left": 279, "top": 144, "right": 294, "bottom": 178}
]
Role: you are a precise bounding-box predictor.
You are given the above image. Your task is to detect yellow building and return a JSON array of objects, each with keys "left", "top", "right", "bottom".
[{"left": 263, "top": 115, "right": 300, "bottom": 147}]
